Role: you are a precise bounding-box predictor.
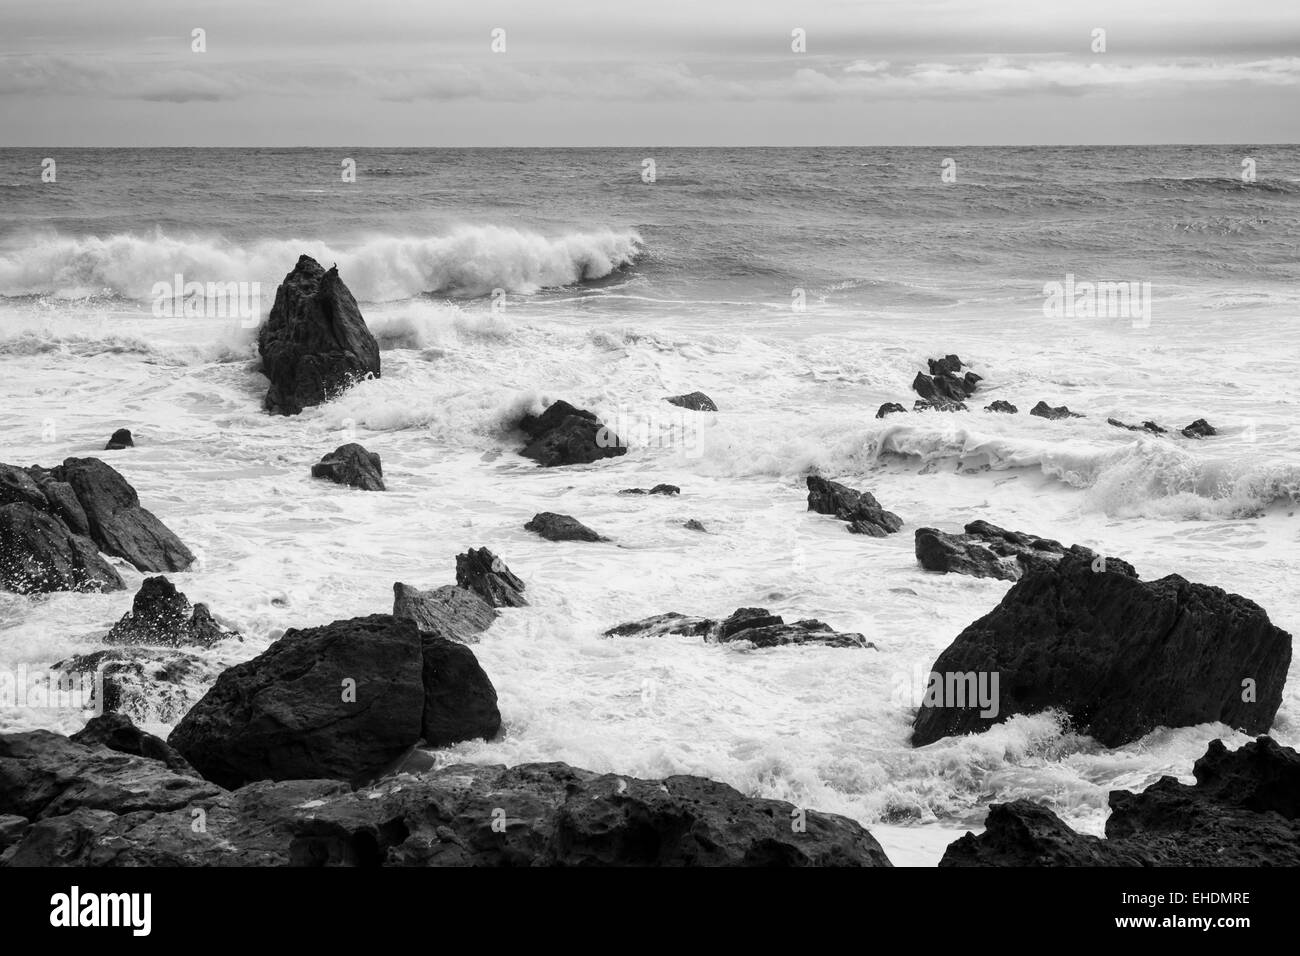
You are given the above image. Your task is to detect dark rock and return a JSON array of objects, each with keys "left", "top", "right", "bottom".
[
  {"left": 1029, "top": 401, "right": 1083, "bottom": 420},
  {"left": 257, "top": 255, "right": 380, "bottom": 416},
  {"left": 984, "top": 400, "right": 1019, "bottom": 414},
  {"left": 911, "top": 552, "right": 1292, "bottom": 748},
  {"left": 683, "top": 519, "right": 707, "bottom": 532},
  {"left": 0, "top": 815, "right": 29, "bottom": 852},
  {"left": 311, "top": 442, "right": 385, "bottom": 491},
  {"left": 525, "top": 512, "right": 607, "bottom": 542},
  {"left": 927, "top": 354, "right": 965, "bottom": 377},
  {"left": 605, "top": 607, "right": 871, "bottom": 649},
  {"left": 70, "top": 713, "right": 196, "bottom": 774},
  {"left": 913, "top": 521, "right": 1110, "bottom": 582},
  {"left": 941, "top": 736, "right": 1300, "bottom": 866},
  {"left": 168, "top": 614, "right": 425, "bottom": 788},
  {"left": 806, "top": 475, "right": 902, "bottom": 537},
  {"left": 619, "top": 483, "right": 680, "bottom": 496},
  {"left": 54, "top": 647, "right": 221, "bottom": 726},
  {"left": 392, "top": 583, "right": 497, "bottom": 643},
  {"left": 913, "top": 399, "right": 967, "bottom": 412},
  {"left": 106, "top": 576, "right": 237, "bottom": 647},
  {"left": 876, "top": 402, "right": 907, "bottom": 418},
  {"left": 420, "top": 636, "right": 501, "bottom": 747},
  {"left": 52, "top": 457, "right": 194, "bottom": 572},
  {"left": 0, "top": 502, "right": 124, "bottom": 594},
  {"left": 455, "top": 548, "right": 527, "bottom": 608},
  {"left": 1108, "top": 417, "right": 1166, "bottom": 434},
  {"left": 104, "top": 428, "right": 133, "bottom": 450},
  {"left": 518, "top": 399, "right": 627, "bottom": 467},
  {"left": 0, "top": 464, "right": 48, "bottom": 510},
  {"left": 913, "top": 356, "right": 980, "bottom": 406},
  {"left": 26, "top": 474, "right": 90, "bottom": 536},
  {"left": 1182, "top": 418, "right": 1217, "bottom": 439},
  {"left": 664, "top": 391, "right": 718, "bottom": 412}
]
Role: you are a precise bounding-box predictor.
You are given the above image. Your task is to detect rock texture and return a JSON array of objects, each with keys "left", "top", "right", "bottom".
[
  {"left": 420, "top": 637, "right": 501, "bottom": 747},
  {"left": 525, "top": 512, "right": 607, "bottom": 542},
  {"left": 106, "top": 576, "right": 237, "bottom": 647},
  {"left": 311, "top": 443, "right": 385, "bottom": 491},
  {"left": 913, "top": 521, "right": 1110, "bottom": 582},
  {"left": 605, "top": 607, "right": 872, "bottom": 649},
  {"left": 518, "top": 400, "right": 626, "bottom": 467},
  {"left": 53, "top": 647, "right": 220, "bottom": 726},
  {"left": 911, "top": 552, "right": 1292, "bottom": 748},
  {"left": 0, "top": 502, "right": 124, "bottom": 593},
  {"left": 455, "top": 548, "right": 528, "bottom": 608},
  {"left": 392, "top": 583, "right": 497, "bottom": 643},
  {"left": 257, "top": 255, "right": 380, "bottom": 415},
  {"left": 940, "top": 736, "right": 1300, "bottom": 866},
  {"left": 664, "top": 391, "right": 718, "bottom": 412},
  {"left": 70, "top": 713, "right": 195, "bottom": 774},
  {"left": 806, "top": 475, "right": 902, "bottom": 536}
]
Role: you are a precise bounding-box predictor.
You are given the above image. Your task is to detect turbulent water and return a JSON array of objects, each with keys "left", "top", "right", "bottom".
[{"left": 1, "top": 146, "right": 1298, "bottom": 865}]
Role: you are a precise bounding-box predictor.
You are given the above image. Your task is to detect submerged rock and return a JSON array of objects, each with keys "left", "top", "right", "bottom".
[
  {"left": 876, "top": 402, "right": 907, "bottom": 419},
  {"left": 311, "top": 443, "right": 385, "bottom": 491},
  {"left": 911, "top": 552, "right": 1292, "bottom": 748},
  {"left": 104, "top": 428, "right": 134, "bottom": 450},
  {"left": 392, "top": 582, "right": 497, "bottom": 643},
  {"left": 455, "top": 547, "right": 527, "bottom": 608},
  {"left": 683, "top": 519, "right": 707, "bottom": 532},
  {"left": 1108, "top": 417, "right": 1166, "bottom": 434},
  {"left": 518, "top": 399, "right": 627, "bottom": 467},
  {"left": 258, "top": 255, "right": 380, "bottom": 416},
  {"left": 0, "top": 502, "right": 124, "bottom": 594},
  {"left": 664, "top": 391, "right": 718, "bottom": 412},
  {"left": 1029, "top": 401, "right": 1084, "bottom": 421},
  {"left": 806, "top": 475, "right": 902, "bottom": 536},
  {"left": 525, "top": 512, "right": 607, "bottom": 542},
  {"left": 106, "top": 576, "right": 237, "bottom": 648},
  {"left": 1182, "top": 418, "right": 1218, "bottom": 439},
  {"left": 941, "top": 736, "right": 1300, "bottom": 866},
  {"left": 619, "top": 484, "right": 680, "bottom": 496},
  {"left": 984, "top": 400, "right": 1018, "bottom": 414},
  {"left": 605, "top": 606, "right": 871, "bottom": 649}
]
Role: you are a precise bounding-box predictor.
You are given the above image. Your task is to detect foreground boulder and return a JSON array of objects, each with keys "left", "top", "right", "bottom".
[
  {"left": 104, "top": 429, "right": 133, "bottom": 450},
  {"left": 0, "top": 502, "right": 124, "bottom": 593},
  {"left": 913, "top": 521, "right": 1120, "bottom": 582},
  {"left": 258, "top": 256, "right": 380, "bottom": 415},
  {"left": 106, "top": 576, "right": 237, "bottom": 648},
  {"left": 455, "top": 548, "right": 527, "bottom": 608},
  {"left": 1029, "top": 401, "right": 1083, "bottom": 420},
  {"left": 420, "top": 636, "right": 501, "bottom": 747},
  {"left": 518, "top": 400, "right": 627, "bottom": 467},
  {"left": 911, "top": 553, "right": 1292, "bottom": 748},
  {"left": 941, "top": 736, "right": 1300, "bottom": 866},
  {"left": 0, "top": 731, "right": 892, "bottom": 867},
  {"left": 311, "top": 443, "right": 385, "bottom": 491},
  {"left": 525, "top": 512, "right": 607, "bottom": 542},
  {"left": 169, "top": 614, "right": 425, "bottom": 788},
  {"left": 605, "top": 607, "right": 871, "bottom": 649},
  {"left": 392, "top": 582, "right": 497, "bottom": 643},
  {"left": 806, "top": 475, "right": 902, "bottom": 536},
  {"left": 664, "top": 391, "right": 718, "bottom": 412}
]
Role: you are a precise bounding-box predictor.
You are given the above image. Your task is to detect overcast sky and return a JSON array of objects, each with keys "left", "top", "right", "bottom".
[{"left": 3, "top": 0, "right": 1298, "bottom": 145}]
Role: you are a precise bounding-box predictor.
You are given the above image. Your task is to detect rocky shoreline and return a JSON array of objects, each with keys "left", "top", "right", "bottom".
[{"left": 1, "top": 256, "right": 1293, "bottom": 867}]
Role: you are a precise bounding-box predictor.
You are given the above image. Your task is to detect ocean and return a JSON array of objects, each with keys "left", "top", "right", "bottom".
[{"left": 1, "top": 145, "right": 1298, "bottom": 866}]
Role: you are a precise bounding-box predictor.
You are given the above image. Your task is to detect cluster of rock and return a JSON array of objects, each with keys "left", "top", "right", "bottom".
[
  {"left": 605, "top": 606, "right": 872, "bottom": 649},
  {"left": 913, "top": 520, "right": 1110, "bottom": 582},
  {"left": 0, "top": 457, "right": 193, "bottom": 593},
  {"left": 517, "top": 400, "right": 627, "bottom": 467},
  {"left": 806, "top": 475, "right": 903, "bottom": 537},
  {"left": 105, "top": 576, "right": 239, "bottom": 648}
]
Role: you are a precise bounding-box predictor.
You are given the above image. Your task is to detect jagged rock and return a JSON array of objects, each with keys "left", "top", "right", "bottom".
[
  {"left": 168, "top": 614, "right": 425, "bottom": 788},
  {"left": 0, "top": 464, "right": 48, "bottom": 510},
  {"left": 392, "top": 583, "right": 497, "bottom": 643},
  {"left": 664, "top": 391, "right": 718, "bottom": 412},
  {"left": 912, "top": 356, "right": 980, "bottom": 406},
  {"left": 26, "top": 472, "right": 90, "bottom": 536},
  {"left": 683, "top": 519, "right": 707, "bottom": 532},
  {"left": 455, "top": 548, "right": 527, "bottom": 608},
  {"left": 605, "top": 607, "right": 871, "bottom": 649},
  {"left": 619, "top": 484, "right": 680, "bottom": 496},
  {"left": 70, "top": 713, "right": 195, "bottom": 774},
  {"left": 913, "top": 521, "right": 1114, "bottom": 582},
  {"left": 876, "top": 402, "right": 907, "bottom": 418},
  {"left": 518, "top": 400, "right": 626, "bottom": 467},
  {"left": 1182, "top": 418, "right": 1217, "bottom": 439},
  {"left": 420, "top": 637, "right": 501, "bottom": 747},
  {"left": 257, "top": 255, "right": 380, "bottom": 416},
  {"left": 913, "top": 399, "right": 967, "bottom": 412},
  {"left": 940, "top": 736, "right": 1300, "bottom": 866},
  {"left": 51, "top": 457, "right": 194, "bottom": 572},
  {"left": 106, "top": 576, "right": 237, "bottom": 647},
  {"left": 104, "top": 429, "right": 133, "bottom": 450},
  {"left": 1029, "top": 401, "right": 1083, "bottom": 420},
  {"left": 54, "top": 647, "right": 220, "bottom": 726},
  {"left": 984, "top": 400, "right": 1018, "bottom": 414},
  {"left": 311, "top": 443, "right": 385, "bottom": 491},
  {"left": 525, "top": 512, "right": 607, "bottom": 542},
  {"left": 806, "top": 475, "right": 902, "bottom": 536},
  {"left": 911, "top": 552, "right": 1292, "bottom": 748},
  {"left": 0, "top": 733, "right": 892, "bottom": 867},
  {"left": 0, "top": 502, "right": 124, "bottom": 594},
  {"left": 1108, "top": 417, "right": 1166, "bottom": 434}
]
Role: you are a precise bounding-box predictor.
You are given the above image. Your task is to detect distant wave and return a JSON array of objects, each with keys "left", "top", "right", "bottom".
[{"left": 0, "top": 226, "right": 643, "bottom": 301}]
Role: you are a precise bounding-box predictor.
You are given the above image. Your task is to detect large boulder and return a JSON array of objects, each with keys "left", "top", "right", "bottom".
[
  {"left": 806, "top": 475, "right": 902, "bottom": 536},
  {"left": 455, "top": 548, "right": 528, "bottom": 608},
  {"left": 168, "top": 614, "right": 425, "bottom": 788},
  {"left": 605, "top": 607, "right": 872, "bottom": 649},
  {"left": 913, "top": 521, "right": 1123, "bottom": 582},
  {"left": 420, "top": 636, "right": 501, "bottom": 747},
  {"left": 51, "top": 457, "right": 194, "bottom": 573},
  {"left": 0, "top": 502, "right": 124, "bottom": 593},
  {"left": 911, "top": 553, "right": 1292, "bottom": 748},
  {"left": 525, "top": 512, "right": 607, "bottom": 542},
  {"left": 392, "top": 583, "right": 497, "bottom": 643},
  {"left": 518, "top": 400, "right": 627, "bottom": 467},
  {"left": 941, "top": 736, "right": 1300, "bottom": 866},
  {"left": 257, "top": 255, "right": 380, "bottom": 416},
  {"left": 310, "top": 443, "right": 385, "bottom": 491},
  {"left": 105, "top": 576, "right": 237, "bottom": 648}
]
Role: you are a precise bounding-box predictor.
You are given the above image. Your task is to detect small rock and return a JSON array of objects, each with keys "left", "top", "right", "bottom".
[
  {"left": 806, "top": 475, "right": 902, "bottom": 537},
  {"left": 984, "top": 400, "right": 1018, "bottom": 414},
  {"left": 683, "top": 519, "right": 707, "bottom": 532},
  {"left": 311, "top": 443, "right": 385, "bottom": 491},
  {"left": 104, "top": 428, "right": 134, "bottom": 450},
  {"left": 1108, "top": 418, "right": 1166, "bottom": 434},
  {"left": 518, "top": 400, "right": 627, "bottom": 467},
  {"left": 455, "top": 548, "right": 528, "bottom": 608},
  {"left": 1029, "top": 401, "right": 1084, "bottom": 420},
  {"left": 664, "top": 391, "right": 718, "bottom": 412},
  {"left": 619, "top": 483, "right": 680, "bottom": 496},
  {"left": 1181, "top": 418, "right": 1217, "bottom": 439},
  {"left": 876, "top": 402, "right": 907, "bottom": 418},
  {"left": 525, "top": 512, "right": 607, "bottom": 542},
  {"left": 105, "top": 576, "right": 238, "bottom": 647}
]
